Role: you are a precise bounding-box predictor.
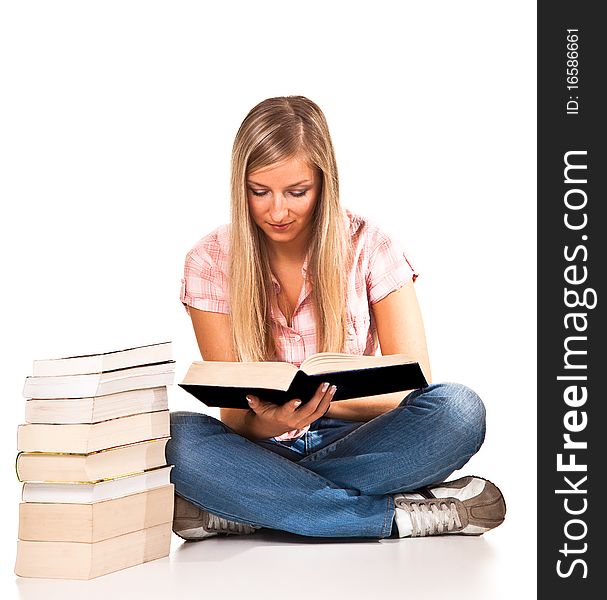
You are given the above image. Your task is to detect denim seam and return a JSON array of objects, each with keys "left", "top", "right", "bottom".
[{"left": 381, "top": 494, "right": 395, "bottom": 538}]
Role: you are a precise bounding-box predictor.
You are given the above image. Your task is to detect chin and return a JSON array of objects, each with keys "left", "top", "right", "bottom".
[{"left": 267, "top": 231, "right": 296, "bottom": 241}]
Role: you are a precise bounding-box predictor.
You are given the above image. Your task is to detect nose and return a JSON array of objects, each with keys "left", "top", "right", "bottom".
[{"left": 269, "top": 193, "right": 289, "bottom": 222}]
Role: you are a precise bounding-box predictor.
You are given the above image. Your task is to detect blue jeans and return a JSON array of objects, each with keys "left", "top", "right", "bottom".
[{"left": 166, "top": 382, "right": 486, "bottom": 539}]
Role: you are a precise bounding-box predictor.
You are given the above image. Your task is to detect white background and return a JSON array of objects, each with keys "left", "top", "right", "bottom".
[{"left": 0, "top": 1, "right": 536, "bottom": 598}]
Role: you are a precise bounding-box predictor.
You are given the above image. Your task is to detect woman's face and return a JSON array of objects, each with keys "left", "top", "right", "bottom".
[{"left": 247, "top": 155, "right": 321, "bottom": 253}]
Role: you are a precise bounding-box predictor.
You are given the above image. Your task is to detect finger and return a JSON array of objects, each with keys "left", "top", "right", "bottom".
[
  {"left": 287, "top": 385, "right": 336, "bottom": 429},
  {"left": 308, "top": 384, "right": 336, "bottom": 419},
  {"left": 310, "top": 382, "right": 332, "bottom": 409},
  {"left": 290, "top": 384, "right": 326, "bottom": 417},
  {"left": 318, "top": 384, "right": 337, "bottom": 413},
  {"left": 277, "top": 398, "right": 302, "bottom": 421},
  {"left": 297, "top": 382, "right": 334, "bottom": 418},
  {"left": 246, "top": 395, "right": 265, "bottom": 413}
]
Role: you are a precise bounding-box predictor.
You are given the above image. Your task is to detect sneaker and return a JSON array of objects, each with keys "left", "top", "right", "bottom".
[
  {"left": 172, "top": 494, "right": 261, "bottom": 541},
  {"left": 393, "top": 476, "right": 506, "bottom": 537}
]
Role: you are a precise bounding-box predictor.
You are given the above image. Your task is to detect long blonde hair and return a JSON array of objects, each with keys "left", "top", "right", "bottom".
[{"left": 229, "top": 96, "right": 353, "bottom": 362}]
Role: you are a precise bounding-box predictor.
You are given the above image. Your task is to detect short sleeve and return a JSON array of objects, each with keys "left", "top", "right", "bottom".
[
  {"left": 366, "top": 228, "right": 418, "bottom": 305},
  {"left": 180, "top": 244, "right": 230, "bottom": 315}
]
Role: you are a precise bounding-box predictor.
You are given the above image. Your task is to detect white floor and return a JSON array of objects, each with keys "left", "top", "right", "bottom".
[{"left": 10, "top": 516, "right": 534, "bottom": 600}]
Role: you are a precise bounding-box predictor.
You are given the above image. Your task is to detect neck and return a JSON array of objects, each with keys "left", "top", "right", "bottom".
[{"left": 266, "top": 235, "right": 311, "bottom": 266}]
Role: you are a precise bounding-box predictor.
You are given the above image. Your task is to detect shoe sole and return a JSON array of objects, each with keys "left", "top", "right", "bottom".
[{"left": 172, "top": 526, "right": 217, "bottom": 541}]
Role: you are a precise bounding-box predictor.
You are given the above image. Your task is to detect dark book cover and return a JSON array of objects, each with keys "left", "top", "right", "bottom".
[{"left": 179, "top": 362, "right": 428, "bottom": 409}]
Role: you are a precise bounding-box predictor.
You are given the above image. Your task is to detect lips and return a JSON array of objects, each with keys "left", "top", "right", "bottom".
[{"left": 268, "top": 222, "right": 293, "bottom": 229}]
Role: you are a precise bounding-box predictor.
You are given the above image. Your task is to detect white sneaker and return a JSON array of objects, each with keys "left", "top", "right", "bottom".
[
  {"left": 172, "top": 495, "right": 261, "bottom": 541},
  {"left": 393, "top": 476, "right": 506, "bottom": 537}
]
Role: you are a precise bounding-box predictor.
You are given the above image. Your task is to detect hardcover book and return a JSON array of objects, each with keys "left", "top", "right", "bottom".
[
  {"left": 15, "top": 521, "right": 172, "bottom": 579},
  {"left": 23, "top": 362, "right": 175, "bottom": 400},
  {"left": 21, "top": 465, "right": 173, "bottom": 504},
  {"left": 17, "top": 410, "right": 170, "bottom": 454},
  {"left": 32, "top": 341, "right": 173, "bottom": 377},
  {"left": 24, "top": 386, "right": 169, "bottom": 424},
  {"left": 16, "top": 438, "right": 170, "bottom": 482},
  {"left": 179, "top": 352, "right": 427, "bottom": 409},
  {"left": 18, "top": 485, "right": 174, "bottom": 543}
]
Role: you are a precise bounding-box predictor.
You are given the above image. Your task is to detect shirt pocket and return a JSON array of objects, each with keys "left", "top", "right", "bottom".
[{"left": 345, "top": 311, "right": 371, "bottom": 355}]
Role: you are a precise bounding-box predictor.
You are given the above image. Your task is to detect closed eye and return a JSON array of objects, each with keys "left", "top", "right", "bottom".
[{"left": 248, "top": 189, "right": 308, "bottom": 198}]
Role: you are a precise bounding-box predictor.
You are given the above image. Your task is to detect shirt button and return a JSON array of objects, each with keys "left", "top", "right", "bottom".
[
  {"left": 293, "top": 334, "right": 301, "bottom": 341},
  {"left": 348, "top": 326, "right": 355, "bottom": 335}
]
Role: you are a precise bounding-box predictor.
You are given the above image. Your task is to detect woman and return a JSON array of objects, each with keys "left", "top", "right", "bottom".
[{"left": 168, "top": 96, "right": 506, "bottom": 540}]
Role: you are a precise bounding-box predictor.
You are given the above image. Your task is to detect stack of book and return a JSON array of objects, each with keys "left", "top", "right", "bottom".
[{"left": 14, "top": 342, "right": 176, "bottom": 580}]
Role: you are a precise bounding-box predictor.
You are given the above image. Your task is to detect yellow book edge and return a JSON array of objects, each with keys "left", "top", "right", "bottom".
[
  {"left": 15, "top": 438, "right": 171, "bottom": 482},
  {"left": 19, "top": 464, "right": 172, "bottom": 486}
]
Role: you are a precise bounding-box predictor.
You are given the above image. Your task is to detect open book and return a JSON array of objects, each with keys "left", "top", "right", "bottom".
[{"left": 179, "top": 352, "right": 427, "bottom": 409}]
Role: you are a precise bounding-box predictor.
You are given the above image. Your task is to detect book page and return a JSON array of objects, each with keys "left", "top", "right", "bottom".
[
  {"left": 182, "top": 360, "right": 298, "bottom": 390},
  {"left": 299, "top": 352, "right": 414, "bottom": 375}
]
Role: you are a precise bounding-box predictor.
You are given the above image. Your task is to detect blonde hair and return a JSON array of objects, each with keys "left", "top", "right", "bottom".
[{"left": 229, "top": 96, "right": 353, "bottom": 362}]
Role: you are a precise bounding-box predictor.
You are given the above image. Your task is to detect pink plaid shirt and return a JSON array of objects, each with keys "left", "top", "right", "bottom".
[{"left": 180, "top": 208, "right": 417, "bottom": 440}]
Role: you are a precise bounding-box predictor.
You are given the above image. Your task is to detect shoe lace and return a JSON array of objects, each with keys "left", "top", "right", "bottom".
[
  {"left": 204, "top": 512, "right": 259, "bottom": 535},
  {"left": 398, "top": 500, "right": 462, "bottom": 537}
]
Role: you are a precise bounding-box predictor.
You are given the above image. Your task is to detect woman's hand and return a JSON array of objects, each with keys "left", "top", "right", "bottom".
[{"left": 246, "top": 382, "right": 337, "bottom": 435}]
